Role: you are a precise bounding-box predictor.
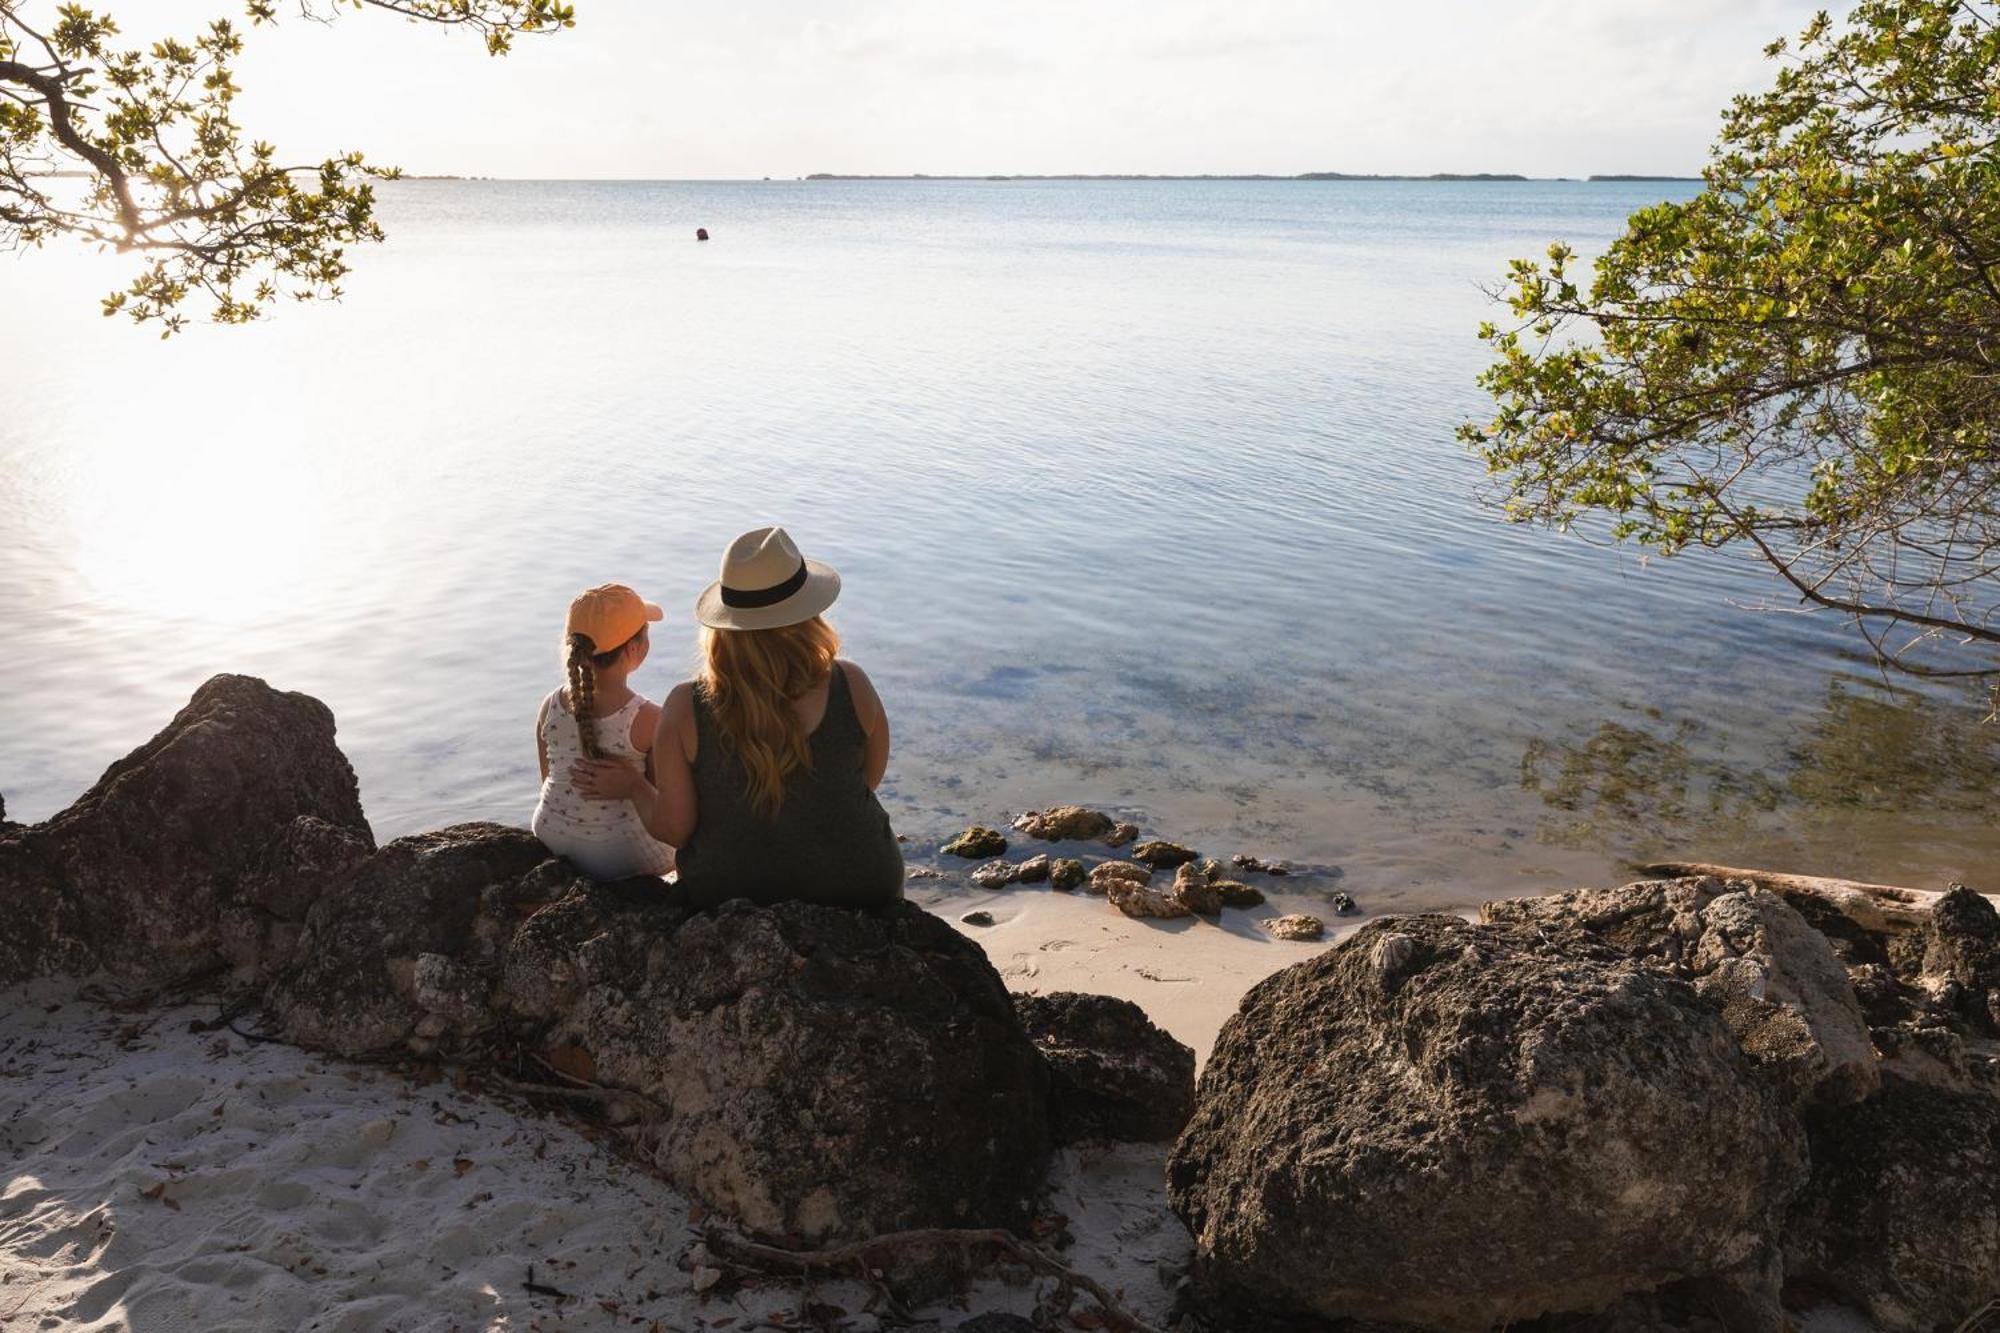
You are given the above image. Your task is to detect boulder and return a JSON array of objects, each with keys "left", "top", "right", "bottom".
[
  {"left": 1103, "top": 822, "right": 1138, "bottom": 847},
  {"left": 1214, "top": 880, "right": 1264, "bottom": 908},
  {"left": 1014, "top": 854, "right": 1050, "bottom": 884},
  {"left": 0, "top": 674, "right": 374, "bottom": 986},
  {"left": 1921, "top": 885, "right": 2000, "bottom": 1034},
  {"left": 273, "top": 829, "right": 1053, "bottom": 1244},
  {"left": 267, "top": 823, "right": 553, "bottom": 1055},
  {"left": 1786, "top": 1073, "right": 2000, "bottom": 1332},
  {"left": 1013, "top": 992, "right": 1196, "bottom": 1143},
  {"left": 1168, "top": 915, "right": 1806, "bottom": 1330},
  {"left": 970, "top": 860, "right": 1019, "bottom": 889},
  {"left": 1484, "top": 878, "right": 1878, "bottom": 1107},
  {"left": 1011, "top": 807, "right": 1115, "bottom": 842}
]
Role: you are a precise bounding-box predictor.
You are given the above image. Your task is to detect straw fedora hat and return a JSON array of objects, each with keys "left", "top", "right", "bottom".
[{"left": 695, "top": 526, "right": 842, "bottom": 631}]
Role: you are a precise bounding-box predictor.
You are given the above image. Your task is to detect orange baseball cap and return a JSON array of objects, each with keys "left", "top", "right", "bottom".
[{"left": 566, "top": 583, "right": 663, "bottom": 650}]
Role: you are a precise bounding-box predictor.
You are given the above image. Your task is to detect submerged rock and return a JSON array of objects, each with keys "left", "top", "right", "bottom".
[
  {"left": 1014, "top": 853, "right": 1051, "bottom": 884},
  {"left": 941, "top": 826, "right": 1007, "bottom": 859},
  {"left": 1231, "top": 854, "right": 1289, "bottom": 876},
  {"left": 1169, "top": 915, "right": 1805, "bottom": 1330},
  {"left": 1047, "top": 858, "right": 1085, "bottom": 891},
  {"left": 1330, "top": 891, "right": 1358, "bottom": 915},
  {"left": 1261, "top": 914, "right": 1323, "bottom": 942},
  {"left": 1106, "top": 878, "right": 1192, "bottom": 920},
  {"left": 1014, "top": 992, "right": 1196, "bottom": 1144},
  {"left": 1131, "top": 840, "right": 1198, "bottom": 869},
  {"left": 1011, "top": 806, "right": 1116, "bottom": 842},
  {"left": 1214, "top": 880, "right": 1264, "bottom": 908},
  {"left": 0, "top": 674, "right": 375, "bottom": 987},
  {"left": 1103, "top": 822, "right": 1139, "bottom": 847}
]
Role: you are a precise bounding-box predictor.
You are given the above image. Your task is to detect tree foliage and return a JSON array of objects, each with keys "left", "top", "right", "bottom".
[
  {"left": 1463, "top": 0, "right": 2000, "bottom": 679},
  {"left": 0, "top": 0, "right": 574, "bottom": 333}
]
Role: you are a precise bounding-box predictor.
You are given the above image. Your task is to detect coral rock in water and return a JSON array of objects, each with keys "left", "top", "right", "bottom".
[
  {"left": 1087, "top": 860, "right": 1152, "bottom": 894},
  {"left": 1130, "top": 840, "right": 1198, "bottom": 869},
  {"left": 941, "top": 826, "right": 1008, "bottom": 859},
  {"left": 1171, "top": 862, "right": 1223, "bottom": 916},
  {"left": 1214, "top": 880, "right": 1265, "bottom": 908},
  {"left": 970, "top": 860, "right": 1020, "bottom": 889},
  {"left": 0, "top": 673, "right": 374, "bottom": 987},
  {"left": 1047, "top": 858, "right": 1086, "bottom": 891},
  {"left": 1103, "top": 822, "right": 1139, "bottom": 847},
  {"left": 1169, "top": 915, "right": 1806, "bottom": 1330},
  {"left": 1014, "top": 992, "right": 1196, "bottom": 1143},
  {"left": 1010, "top": 806, "right": 1116, "bottom": 842},
  {"left": 1013, "top": 853, "right": 1051, "bottom": 884},
  {"left": 1106, "top": 878, "right": 1192, "bottom": 921},
  {"left": 1262, "top": 913, "right": 1324, "bottom": 942}
]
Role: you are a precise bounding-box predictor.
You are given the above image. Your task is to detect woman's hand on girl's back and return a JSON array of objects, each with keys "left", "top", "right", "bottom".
[{"left": 570, "top": 757, "right": 640, "bottom": 800}]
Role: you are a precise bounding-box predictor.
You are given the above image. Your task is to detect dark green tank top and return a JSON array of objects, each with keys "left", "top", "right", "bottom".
[{"left": 675, "top": 663, "right": 906, "bottom": 909}]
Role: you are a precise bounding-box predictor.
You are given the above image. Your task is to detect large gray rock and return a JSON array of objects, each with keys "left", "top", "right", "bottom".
[
  {"left": 273, "top": 830, "right": 1053, "bottom": 1244},
  {"left": 1167, "top": 915, "right": 1806, "bottom": 1331},
  {"left": 0, "top": 674, "right": 374, "bottom": 985},
  {"left": 1787, "top": 1073, "right": 2000, "bottom": 1332},
  {"left": 1485, "top": 877, "right": 1878, "bottom": 1107},
  {"left": 1013, "top": 992, "right": 1195, "bottom": 1144}
]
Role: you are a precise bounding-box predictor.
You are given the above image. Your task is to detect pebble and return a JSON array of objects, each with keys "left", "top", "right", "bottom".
[
  {"left": 1263, "top": 913, "right": 1325, "bottom": 942},
  {"left": 960, "top": 910, "right": 996, "bottom": 927},
  {"left": 942, "top": 826, "right": 1008, "bottom": 859},
  {"left": 905, "top": 866, "right": 942, "bottom": 881},
  {"left": 1332, "top": 891, "right": 1359, "bottom": 915}
]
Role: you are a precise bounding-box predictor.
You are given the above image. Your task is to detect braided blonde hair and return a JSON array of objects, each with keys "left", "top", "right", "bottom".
[{"left": 563, "top": 630, "right": 637, "bottom": 759}]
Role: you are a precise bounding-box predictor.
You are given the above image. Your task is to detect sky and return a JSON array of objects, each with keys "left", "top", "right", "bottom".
[{"left": 118, "top": 0, "right": 1834, "bottom": 179}]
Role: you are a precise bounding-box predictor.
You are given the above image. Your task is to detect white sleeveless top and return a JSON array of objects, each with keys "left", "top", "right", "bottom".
[{"left": 530, "top": 688, "right": 675, "bottom": 880}]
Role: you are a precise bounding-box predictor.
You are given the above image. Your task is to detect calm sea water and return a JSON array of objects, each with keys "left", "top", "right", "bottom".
[{"left": 2, "top": 179, "right": 1994, "bottom": 911}]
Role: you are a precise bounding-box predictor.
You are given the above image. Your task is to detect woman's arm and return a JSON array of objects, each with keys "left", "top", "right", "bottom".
[
  {"left": 569, "top": 684, "right": 697, "bottom": 846},
  {"left": 841, "top": 661, "right": 891, "bottom": 790}
]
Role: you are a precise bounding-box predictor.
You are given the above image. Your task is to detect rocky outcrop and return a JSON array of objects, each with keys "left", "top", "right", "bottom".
[
  {"left": 1014, "top": 992, "right": 1195, "bottom": 1144},
  {"left": 273, "top": 827, "right": 1053, "bottom": 1243},
  {"left": 0, "top": 674, "right": 374, "bottom": 986},
  {"left": 1787, "top": 1073, "right": 2000, "bottom": 1331},
  {"left": 1921, "top": 885, "right": 2000, "bottom": 1034},
  {"left": 1484, "top": 877, "right": 1878, "bottom": 1108},
  {"left": 1168, "top": 915, "right": 1805, "bottom": 1331}
]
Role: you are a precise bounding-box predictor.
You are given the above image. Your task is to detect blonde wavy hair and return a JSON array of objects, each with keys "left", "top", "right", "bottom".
[{"left": 698, "top": 615, "right": 841, "bottom": 818}]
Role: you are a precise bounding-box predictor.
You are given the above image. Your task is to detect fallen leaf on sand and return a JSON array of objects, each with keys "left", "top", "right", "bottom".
[
  {"left": 139, "top": 1182, "right": 165, "bottom": 1201},
  {"left": 453, "top": 1157, "right": 474, "bottom": 1177}
]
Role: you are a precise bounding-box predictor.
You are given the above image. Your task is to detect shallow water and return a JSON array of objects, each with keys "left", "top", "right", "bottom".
[{"left": 2, "top": 179, "right": 1994, "bottom": 910}]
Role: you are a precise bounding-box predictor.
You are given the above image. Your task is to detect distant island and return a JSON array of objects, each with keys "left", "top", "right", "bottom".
[
  {"left": 804, "top": 172, "right": 1532, "bottom": 182},
  {"left": 1587, "top": 173, "right": 1702, "bottom": 181}
]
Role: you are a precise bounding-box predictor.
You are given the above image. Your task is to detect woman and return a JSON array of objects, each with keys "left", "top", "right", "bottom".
[{"left": 572, "top": 526, "right": 904, "bottom": 908}]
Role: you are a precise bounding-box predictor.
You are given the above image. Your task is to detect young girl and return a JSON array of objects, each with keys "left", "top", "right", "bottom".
[{"left": 531, "top": 582, "right": 677, "bottom": 880}]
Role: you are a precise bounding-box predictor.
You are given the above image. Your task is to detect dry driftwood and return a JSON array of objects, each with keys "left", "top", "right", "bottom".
[
  {"left": 704, "top": 1225, "right": 1166, "bottom": 1333},
  {"left": 1636, "top": 860, "right": 1949, "bottom": 933}
]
